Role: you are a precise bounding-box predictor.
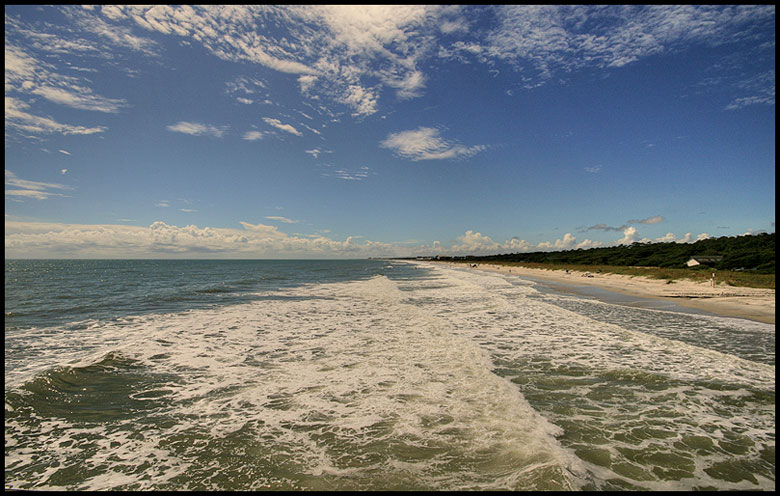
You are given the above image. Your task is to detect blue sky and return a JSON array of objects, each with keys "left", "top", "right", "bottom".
[{"left": 5, "top": 5, "right": 775, "bottom": 258}]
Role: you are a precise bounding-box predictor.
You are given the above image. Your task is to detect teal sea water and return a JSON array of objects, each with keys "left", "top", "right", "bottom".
[{"left": 4, "top": 259, "right": 775, "bottom": 490}]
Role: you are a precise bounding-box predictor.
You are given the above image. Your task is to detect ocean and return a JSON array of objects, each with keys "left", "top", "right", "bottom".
[{"left": 4, "top": 259, "right": 775, "bottom": 490}]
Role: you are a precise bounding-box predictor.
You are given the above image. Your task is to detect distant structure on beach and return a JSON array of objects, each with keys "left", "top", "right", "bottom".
[{"left": 685, "top": 256, "right": 723, "bottom": 267}]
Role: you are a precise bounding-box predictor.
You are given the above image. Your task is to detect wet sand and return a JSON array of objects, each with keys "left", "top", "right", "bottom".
[{"left": 437, "top": 262, "right": 775, "bottom": 324}]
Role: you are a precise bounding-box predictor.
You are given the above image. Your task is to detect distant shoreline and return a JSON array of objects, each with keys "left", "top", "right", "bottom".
[{"left": 431, "top": 261, "right": 775, "bottom": 325}]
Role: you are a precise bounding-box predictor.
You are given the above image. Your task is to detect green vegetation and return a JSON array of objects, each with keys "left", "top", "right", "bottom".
[{"left": 435, "top": 233, "right": 775, "bottom": 289}]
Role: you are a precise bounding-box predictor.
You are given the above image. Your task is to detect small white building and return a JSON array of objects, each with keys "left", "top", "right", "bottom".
[{"left": 685, "top": 256, "right": 723, "bottom": 267}]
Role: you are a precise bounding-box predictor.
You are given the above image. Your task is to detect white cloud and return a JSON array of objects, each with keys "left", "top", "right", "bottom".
[
  {"left": 5, "top": 97, "right": 107, "bottom": 136},
  {"left": 587, "top": 215, "right": 665, "bottom": 233},
  {"left": 447, "top": 230, "right": 601, "bottom": 255},
  {"left": 298, "top": 74, "right": 318, "bottom": 93},
  {"left": 265, "top": 216, "right": 299, "bottom": 224},
  {"left": 380, "top": 127, "right": 486, "bottom": 161},
  {"left": 166, "top": 121, "right": 227, "bottom": 137},
  {"left": 5, "top": 27, "right": 127, "bottom": 138},
  {"left": 5, "top": 170, "right": 73, "bottom": 200},
  {"left": 643, "top": 231, "right": 713, "bottom": 244},
  {"left": 5, "top": 189, "right": 67, "bottom": 200},
  {"left": 58, "top": 149, "right": 72, "bottom": 155},
  {"left": 2, "top": 219, "right": 719, "bottom": 259},
  {"left": 628, "top": 215, "right": 665, "bottom": 225},
  {"left": 470, "top": 5, "right": 776, "bottom": 88},
  {"left": 617, "top": 226, "right": 640, "bottom": 245},
  {"left": 654, "top": 232, "right": 678, "bottom": 243},
  {"left": 262, "top": 118, "right": 302, "bottom": 136},
  {"left": 77, "top": 5, "right": 462, "bottom": 117},
  {"left": 71, "top": 6, "right": 160, "bottom": 56},
  {"left": 341, "top": 84, "right": 379, "bottom": 117},
  {"left": 242, "top": 131, "right": 264, "bottom": 141},
  {"left": 30, "top": 84, "right": 126, "bottom": 113}
]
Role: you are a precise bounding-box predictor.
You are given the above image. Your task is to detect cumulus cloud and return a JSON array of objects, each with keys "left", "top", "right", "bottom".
[
  {"left": 448, "top": 230, "right": 601, "bottom": 256},
  {"left": 4, "top": 220, "right": 718, "bottom": 259},
  {"left": 617, "top": 226, "right": 640, "bottom": 245},
  {"left": 4, "top": 220, "right": 410, "bottom": 258},
  {"left": 380, "top": 127, "right": 486, "bottom": 161}
]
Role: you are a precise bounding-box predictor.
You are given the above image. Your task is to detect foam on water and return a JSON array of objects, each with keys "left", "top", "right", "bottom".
[
  {"left": 6, "top": 272, "right": 583, "bottom": 490},
  {"left": 405, "top": 263, "right": 774, "bottom": 490},
  {"left": 5, "top": 262, "right": 774, "bottom": 490}
]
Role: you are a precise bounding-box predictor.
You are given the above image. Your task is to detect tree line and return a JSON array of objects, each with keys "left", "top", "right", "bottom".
[{"left": 437, "top": 232, "right": 775, "bottom": 273}]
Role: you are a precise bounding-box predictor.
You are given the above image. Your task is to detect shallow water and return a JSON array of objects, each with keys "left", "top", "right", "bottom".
[{"left": 5, "top": 259, "right": 775, "bottom": 490}]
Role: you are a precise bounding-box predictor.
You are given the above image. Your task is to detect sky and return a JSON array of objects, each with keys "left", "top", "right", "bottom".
[{"left": 5, "top": 5, "right": 776, "bottom": 259}]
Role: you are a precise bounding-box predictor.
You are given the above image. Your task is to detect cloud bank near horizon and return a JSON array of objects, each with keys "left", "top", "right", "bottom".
[{"left": 5, "top": 220, "right": 720, "bottom": 259}]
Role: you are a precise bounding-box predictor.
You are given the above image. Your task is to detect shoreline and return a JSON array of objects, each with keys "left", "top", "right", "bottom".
[{"left": 433, "top": 261, "right": 775, "bottom": 325}]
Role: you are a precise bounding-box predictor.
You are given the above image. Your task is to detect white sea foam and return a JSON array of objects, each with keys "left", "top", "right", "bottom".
[{"left": 5, "top": 262, "right": 774, "bottom": 490}]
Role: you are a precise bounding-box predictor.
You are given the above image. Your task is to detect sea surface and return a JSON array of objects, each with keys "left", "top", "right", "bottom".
[{"left": 4, "top": 259, "right": 775, "bottom": 490}]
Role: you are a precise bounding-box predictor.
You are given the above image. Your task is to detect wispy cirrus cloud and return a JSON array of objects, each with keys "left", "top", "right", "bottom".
[
  {"left": 5, "top": 15, "right": 130, "bottom": 139},
  {"left": 585, "top": 215, "right": 665, "bottom": 232},
  {"left": 265, "top": 216, "right": 299, "bottom": 224},
  {"left": 30, "top": 84, "right": 126, "bottom": 113},
  {"left": 5, "top": 97, "right": 107, "bottom": 136},
  {"left": 16, "top": 4, "right": 770, "bottom": 125},
  {"left": 380, "top": 127, "right": 486, "bottom": 161},
  {"left": 629, "top": 215, "right": 664, "bottom": 225},
  {"left": 68, "top": 5, "right": 160, "bottom": 57},
  {"left": 166, "top": 121, "right": 227, "bottom": 137},
  {"left": 328, "top": 167, "right": 372, "bottom": 181},
  {"left": 68, "top": 5, "right": 462, "bottom": 117},
  {"left": 446, "top": 5, "right": 775, "bottom": 90},
  {"left": 724, "top": 69, "right": 775, "bottom": 110},
  {"left": 263, "top": 118, "right": 302, "bottom": 136},
  {"left": 5, "top": 170, "right": 73, "bottom": 200},
  {"left": 242, "top": 131, "right": 264, "bottom": 141}
]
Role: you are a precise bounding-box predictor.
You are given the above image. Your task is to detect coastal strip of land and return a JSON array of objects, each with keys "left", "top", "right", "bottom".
[{"left": 436, "top": 262, "right": 775, "bottom": 325}]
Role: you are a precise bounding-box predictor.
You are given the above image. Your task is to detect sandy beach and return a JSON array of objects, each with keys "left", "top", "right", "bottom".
[{"left": 437, "top": 262, "right": 775, "bottom": 324}]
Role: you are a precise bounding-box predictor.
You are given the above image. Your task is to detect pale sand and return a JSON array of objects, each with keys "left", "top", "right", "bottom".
[{"left": 435, "top": 262, "right": 775, "bottom": 325}]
